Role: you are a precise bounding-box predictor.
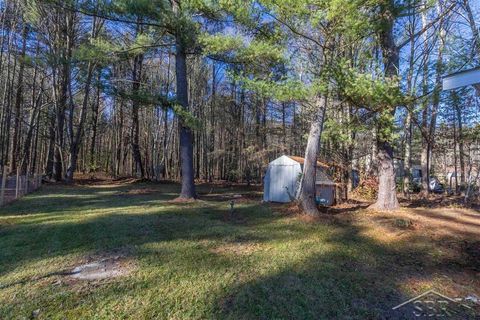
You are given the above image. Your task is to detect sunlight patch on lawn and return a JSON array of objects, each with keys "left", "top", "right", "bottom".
[{"left": 1, "top": 183, "right": 479, "bottom": 319}]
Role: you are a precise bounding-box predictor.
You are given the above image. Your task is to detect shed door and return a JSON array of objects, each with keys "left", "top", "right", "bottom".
[
  {"left": 316, "top": 185, "right": 334, "bottom": 206},
  {"left": 269, "top": 165, "right": 294, "bottom": 202}
]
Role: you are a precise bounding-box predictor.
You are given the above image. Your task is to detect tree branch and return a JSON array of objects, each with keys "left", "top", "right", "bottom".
[{"left": 396, "top": 2, "right": 456, "bottom": 49}]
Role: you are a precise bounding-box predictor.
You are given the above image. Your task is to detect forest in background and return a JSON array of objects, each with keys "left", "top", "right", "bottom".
[{"left": 0, "top": 0, "right": 479, "bottom": 215}]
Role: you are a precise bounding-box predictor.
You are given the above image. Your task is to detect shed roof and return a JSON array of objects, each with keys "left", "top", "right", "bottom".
[
  {"left": 315, "top": 169, "right": 335, "bottom": 185},
  {"left": 286, "top": 156, "right": 329, "bottom": 168},
  {"left": 268, "top": 155, "right": 335, "bottom": 186},
  {"left": 269, "top": 155, "right": 300, "bottom": 166}
]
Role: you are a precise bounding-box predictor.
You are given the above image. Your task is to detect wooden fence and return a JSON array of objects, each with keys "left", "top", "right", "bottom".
[{"left": 0, "top": 172, "right": 42, "bottom": 206}]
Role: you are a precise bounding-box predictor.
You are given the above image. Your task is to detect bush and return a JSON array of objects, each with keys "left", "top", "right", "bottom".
[{"left": 351, "top": 177, "right": 378, "bottom": 201}]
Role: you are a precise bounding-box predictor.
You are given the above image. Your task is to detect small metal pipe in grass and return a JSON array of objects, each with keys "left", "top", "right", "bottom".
[{"left": 230, "top": 200, "right": 235, "bottom": 218}]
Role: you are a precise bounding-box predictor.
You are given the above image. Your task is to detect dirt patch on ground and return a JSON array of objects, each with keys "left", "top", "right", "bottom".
[
  {"left": 0, "top": 250, "right": 136, "bottom": 291},
  {"left": 69, "top": 257, "right": 129, "bottom": 280},
  {"left": 67, "top": 249, "right": 135, "bottom": 282}
]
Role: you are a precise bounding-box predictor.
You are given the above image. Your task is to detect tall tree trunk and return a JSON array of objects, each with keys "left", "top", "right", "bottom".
[
  {"left": 116, "top": 99, "right": 125, "bottom": 177},
  {"left": 0, "top": 13, "right": 16, "bottom": 171},
  {"left": 175, "top": 42, "right": 196, "bottom": 199},
  {"left": 65, "top": 13, "right": 100, "bottom": 183},
  {"left": 420, "top": 143, "right": 430, "bottom": 194},
  {"left": 65, "top": 63, "right": 95, "bottom": 183},
  {"left": 371, "top": 5, "right": 400, "bottom": 211},
  {"left": 20, "top": 40, "right": 41, "bottom": 175},
  {"left": 131, "top": 22, "right": 145, "bottom": 178},
  {"left": 9, "top": 24, "right": 27, "bottom": 173},
  {"left": 53, "top": 68, "right": 68, "bottom": 181},
  {"left": 209, "top": 62, "right": 216, "bottom": 182},
  {"left": 30, "top": 103, "right": 41, "bottom": 175},
  {"left": 298, "top": 96, "right": 327, "bottom": 216},
  {"left": 453, "top": 117, "right": 459, "bottom": 193},
  {"left": 452, "top": 94, "right": 465, "bottom": 187},
  {"left": 21, "top": 93, "right": 41, "bottom": 175},
  {"left": 403, "top": 113, "right": 412, "bottom": 197},
  {"left": 422, "top": 0, "right": 447, "bottom": 194},
  {"left": 89, "top": 73, "right": 101, "bottom": 172},
  {"left": 403, "top": 11, "right": 416, "bottom": 198},
  {"left": 53, "top": 11, "right": 74, "bottom": 181},
  {"left": 45, "top": 112, "right": 55, "bottom": 178},
  {"left": 457, "top": 109, "right": 465, "bottom": 187},
  {"left": 371, "top": 140, "right": 399, "bottom": 210},
  {"left": 419, "top": 2, "right": 431, "bottom": 196},
  {"left": 368, "top": 126, "right": 378, "bottom": 176}
]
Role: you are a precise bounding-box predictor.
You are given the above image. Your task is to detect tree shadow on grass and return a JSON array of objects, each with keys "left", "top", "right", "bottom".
[
  {"left": 0, "top": 184, "right": 180, "bottom": 216},
  {"left": 1, "top": 184, "right": 479, "bottom": 319},
  {"left": 0, "top": 183, "right": 262, "bottom": 217},
  {"left": 215, "top": 220, "right": 480, "bottom": 320},
  {"left": 6, "top": 213, "right": 474, "bottom": 319},
  {"left": 0, "top": 193, "right": 279, "bottom": 279}
]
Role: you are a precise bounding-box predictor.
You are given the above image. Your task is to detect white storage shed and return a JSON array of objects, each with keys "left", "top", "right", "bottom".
[
  {"left": 263, "top": 155, "right": 302, "bottom": 203},
  {"left": 263, "top": 155, "right": 336, "bottom": 205}
]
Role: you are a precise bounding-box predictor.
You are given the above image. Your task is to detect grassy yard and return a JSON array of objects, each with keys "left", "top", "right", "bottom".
[{"left": 0, "top": 181, "right": 479, "bottom": 319}]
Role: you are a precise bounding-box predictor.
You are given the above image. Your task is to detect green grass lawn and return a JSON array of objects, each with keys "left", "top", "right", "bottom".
[{"left": 0, "top": 182, "right": 478, "bottom": 319}]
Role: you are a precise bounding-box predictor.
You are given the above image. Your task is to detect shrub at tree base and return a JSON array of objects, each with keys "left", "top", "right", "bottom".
[{"left": 351, "top": 178, "right": 378, "bottom": 201}]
